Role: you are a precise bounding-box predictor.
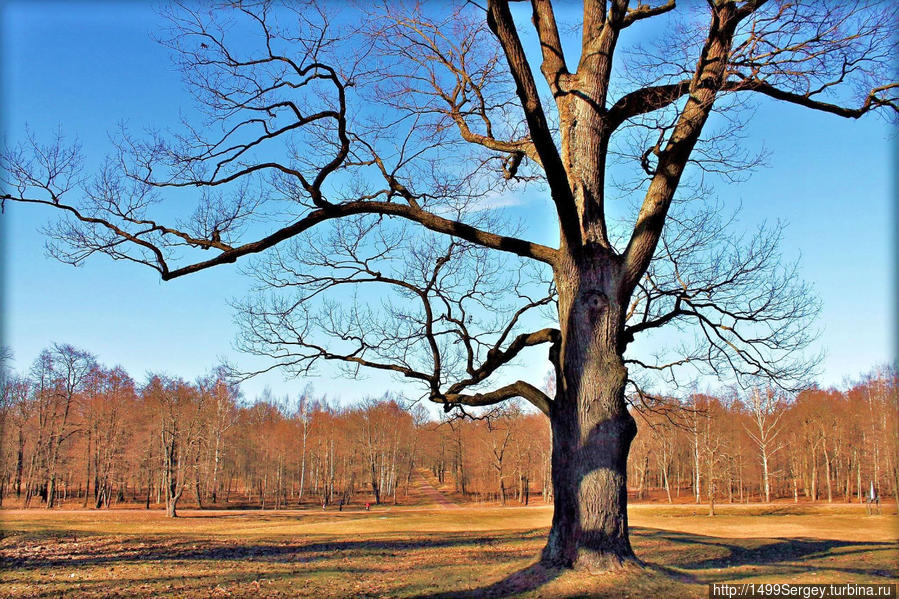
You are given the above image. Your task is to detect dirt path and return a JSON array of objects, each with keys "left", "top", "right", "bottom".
[{"left": 413, "top": 469, "right": 459, "bottom": 509}]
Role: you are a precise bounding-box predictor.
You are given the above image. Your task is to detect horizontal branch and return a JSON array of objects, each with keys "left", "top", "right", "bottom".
[
  {"left": 621, "top": 0, "right": 677, "bottom": 29},
  {"left": 438, "top": 379, "right": 551, "bottom": 415},
  {"left": 608, "top": 66, "right": 897, "bottom": 135},
  {"left": 164, "top": 201, "right": 557, "bottom": 278},
  {"left": 606, "top": 80, "right": 691, "bottom": 132},
  {"left": 2, "top": 191, "right": 559, "bottom": 278},
  {"left": 1, "top": 195, "right": 171, "bottom": 275},
  {"left": 724, "top": 79, "right": 899, "bottom": 119}
]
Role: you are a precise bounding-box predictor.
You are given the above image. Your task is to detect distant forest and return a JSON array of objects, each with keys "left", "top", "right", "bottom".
[{"left": 1, "top": 344, "right": 895, "bottom": 514}]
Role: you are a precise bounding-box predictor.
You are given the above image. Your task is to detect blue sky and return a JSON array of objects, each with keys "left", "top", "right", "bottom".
[{"left": 2, "top": 3, "right": 894, "bottom": 405}]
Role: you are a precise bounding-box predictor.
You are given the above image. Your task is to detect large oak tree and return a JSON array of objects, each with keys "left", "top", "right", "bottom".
[{"left": 3, "top": 0, "right": 895, "bottom": 570}]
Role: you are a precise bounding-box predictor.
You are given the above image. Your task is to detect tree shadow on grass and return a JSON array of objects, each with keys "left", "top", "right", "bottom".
[
  {"left": 7, "top": 570, "right": 317, "bottom": 599},
  {"left": 2, "top": 530, "right": 540, "bottom": 572},
  {"left": 635, "top": 527, "right": 897, "bottom": 582},
  {"left": 417, "top": 527, "right": 898, "bottom": 598},
  {"left": 415, "top": 561, "right": 564, "bottom": 599},
  {"left": 4, "top": 526, "right": 896, "bottom": 597}
]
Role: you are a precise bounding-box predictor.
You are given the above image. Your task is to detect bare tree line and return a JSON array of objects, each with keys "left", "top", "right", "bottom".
[
  {"left": 1, "top": 344, "right": 894, "bottom": 515},
  {"left": 629, "top": 366, "right": 899, "bottom": 514},
  {"left": 0, "top": 344, "right": 550, "bottom": 515}
]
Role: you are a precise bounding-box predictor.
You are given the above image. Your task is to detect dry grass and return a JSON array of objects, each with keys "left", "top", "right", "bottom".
[{"left": 1, "top": 503, "right": 896, "bottom": 598}]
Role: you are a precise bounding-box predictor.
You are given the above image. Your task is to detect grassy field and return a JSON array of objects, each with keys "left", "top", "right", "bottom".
[{"left": 1, "top": 502, "right": 896, "bottom": 598}]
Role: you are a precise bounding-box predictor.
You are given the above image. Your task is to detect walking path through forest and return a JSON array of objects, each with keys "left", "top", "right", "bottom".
[{"left": 412, "top": 468, "right": 460, "bottom": 509}]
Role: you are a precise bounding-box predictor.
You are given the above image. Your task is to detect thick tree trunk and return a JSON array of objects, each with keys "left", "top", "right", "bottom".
[
  {"left": 543, "top": 360, "right": 636, "bottom": 569},
  {"left": 541, "top": 254, "right": 638, "bottom": 570}
]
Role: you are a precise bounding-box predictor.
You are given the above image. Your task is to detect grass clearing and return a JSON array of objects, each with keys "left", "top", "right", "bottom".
[{"left": 1, "top": 503, "right": 896, "bottom": 597}]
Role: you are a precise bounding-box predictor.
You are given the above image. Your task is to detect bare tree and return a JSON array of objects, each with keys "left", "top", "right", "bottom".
[
  {"left": 5, "top": 375, "right": 30, "bottom": 502},
  {"left": 293, "top": 385, "right": 314, "bottom": 503},
  {"left": 700, "top": 395, "right": 730, "bottom": 516},
  {"left": 199, "top": 367, "right": 239, "bottom": 504},
  {"left": 0, "top": 348, "right": 14, "bottom": 505},
  {"left": 745, "top": 387, "right": 786, "bottom": 503},
  {"left": 27, "top": 345, "right": 96, "bottom": 508},
  {"left": 3, "top": 1, "right": 895, "bottom": 568},
  {"left": 86, "top": 366, "right": 135, "bottom": 508},
  {"left": 145, "top": 375, "right": 206, "bottom": 517}
]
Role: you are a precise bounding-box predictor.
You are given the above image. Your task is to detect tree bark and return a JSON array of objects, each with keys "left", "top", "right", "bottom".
[{"left": 541, "top": 251, "right": 638, "bottom": 569}]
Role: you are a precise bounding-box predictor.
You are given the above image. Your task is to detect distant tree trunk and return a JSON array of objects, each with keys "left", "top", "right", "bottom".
[
  {"left": 811, "top": 449, "right": 818, "bottom": 502},
  {"left": 455, "top": 427, "right": 466, "bottom": 495},
  {"left": 692, "top": 414, "right": 701, "bottom": 504},
  {"left": 636, "top": 454, "right": 648, "bottom": 500},
  {"left": 276, "top": 455, "right": 284, "bottom": 510},
  {"left": 163, "top": 427, "right": 182, "bottom": 517},
  {"left": 726, "top": 458, "right": 734, "bottom": 504},
  {"left": 15, "top": 427, "right": 24, "bottom": 498},
  {"left": 165, "top": 492, "right": 180, "bottom": 518},
  {"left": 83, "top": 428, "right": 92, "bottom": 508},
  {"left": 23, "top": 447, "right": 40, "bottom": 507},
  {"left": 46, "top": 474, "right": 57, "bottom": 509},
  {"left": 489, "top": 426, "right": 511, "bottom": 507},
  {"left": 892, "top": 463, "right": 899, "bottom": 511},
  {"left": 662, "top": 465, "right": 672, "bottom": 504},
  {"left": 194, "top": 469, "right": 204, "bottom": 509},
  {"left": 857, "top": 455, "right": 863, "bottom": 503},
  {"left": 844, "top": 458, "right": 851, "bottom": 502},
  {"left": 210, "top": 430, "right": 222, "bottom": 504},
  {"left": 369, "top": 459, "right": 381, "bottom": 505},
  {"left": 298, "top": 418, "right": 308, "bottom": 502}
]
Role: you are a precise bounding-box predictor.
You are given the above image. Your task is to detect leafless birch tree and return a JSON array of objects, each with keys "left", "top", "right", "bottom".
[{"left": 745, "top": 387, "right": 786, "bottom": 503}]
